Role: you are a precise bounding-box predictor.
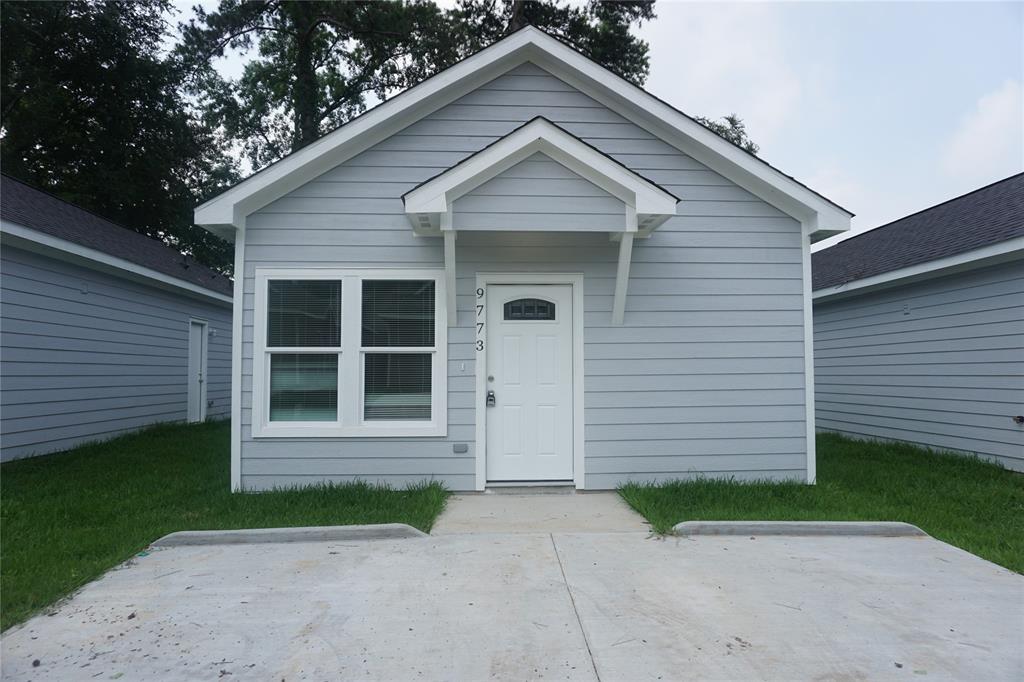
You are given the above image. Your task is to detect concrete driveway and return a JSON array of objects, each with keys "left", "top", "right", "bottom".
[{"left": 2, "top": 529, "right": 1020, "bottom": 681}]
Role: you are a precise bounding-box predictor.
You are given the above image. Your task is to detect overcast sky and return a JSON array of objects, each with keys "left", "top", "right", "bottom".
[
  {"left": 189, "top": 1, "right": 1023, "bottom": 249},
  {"left": 634, "top": 1, "right": 1023, "bottom": 249}
]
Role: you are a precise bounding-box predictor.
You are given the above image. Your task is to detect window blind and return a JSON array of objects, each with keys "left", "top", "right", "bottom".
[
  {"left": 268, "top": 280, "right": 341, "bottom": 347},
  {"left": 364, "top": 353, "right": 431, "bottom": 421},
  {"left": 362, "top": 280, "right": 434, "bottom": 347},
  {"left": 269, "top": 354, "right": 338, "bottom": 421}
]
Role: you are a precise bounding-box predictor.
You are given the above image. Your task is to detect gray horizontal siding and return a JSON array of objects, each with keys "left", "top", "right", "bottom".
[
  {"left": 813, "top": 260, "right": 1024, "bottom": 471},
  {"left": 0, "top": 246, "right": 232, "bottom": 460},
  {"left": 453, "top": 153, "right": 625, "bottom": 231},
  {"left": 240, "top": 62, "right": 808, "bottom": 490}
]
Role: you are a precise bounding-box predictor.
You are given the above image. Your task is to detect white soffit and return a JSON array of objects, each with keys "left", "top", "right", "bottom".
[
  {"left": 194, "top": 26, "right": 851, "bottom": 239},
  {"left": 402, "top": 117, "right": 679, "bottom": 234}
]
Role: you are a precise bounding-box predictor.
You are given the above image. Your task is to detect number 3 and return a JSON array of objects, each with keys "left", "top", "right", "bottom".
[{"left": 476, "top": 340, "right": 484, "bottom": 351}]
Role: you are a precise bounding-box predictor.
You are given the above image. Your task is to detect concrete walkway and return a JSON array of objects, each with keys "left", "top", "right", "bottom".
[
  {"left": 431, "top": 490, "right": 649, "bottom": 534},
  {"left": 2, "top": 531, "right": 1020, "bottom": 680}
]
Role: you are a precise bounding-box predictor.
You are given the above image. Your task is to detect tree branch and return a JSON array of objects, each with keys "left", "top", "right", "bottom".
[{"left": 208, "top": 24, "right": 293, "bottom": 58}]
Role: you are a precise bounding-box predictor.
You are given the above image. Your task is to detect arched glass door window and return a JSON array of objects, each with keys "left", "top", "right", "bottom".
[{"left": 504, "top": 298, "right": 556, "bottom": 320}]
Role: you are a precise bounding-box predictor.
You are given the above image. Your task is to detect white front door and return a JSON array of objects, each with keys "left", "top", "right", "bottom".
[
  {"left": 486, "top": 285, "right": 573, "bottom": 481},
  {"left": 187, "top": 320, "right": 207, "bottom": 423}
]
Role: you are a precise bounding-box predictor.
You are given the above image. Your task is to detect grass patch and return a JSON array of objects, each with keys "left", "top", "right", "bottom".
[
  {"left": 620, "top": 433, "right": 1023, "bottom": 573},
  {"left": 0, "top": 420, "right": 448, "bottom": 631}
]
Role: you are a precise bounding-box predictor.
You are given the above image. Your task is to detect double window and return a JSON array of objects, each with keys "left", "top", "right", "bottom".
[{"left": 252, "top": 269, "right": 446, "bottom": 437}]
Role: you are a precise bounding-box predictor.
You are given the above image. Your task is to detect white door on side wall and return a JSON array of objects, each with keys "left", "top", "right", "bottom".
[
  {"left": 486, "top": 284, "right": 573, "bottom": 481},
  {"left": 187, "top": 319, "right": 208, "bottom": 423}
]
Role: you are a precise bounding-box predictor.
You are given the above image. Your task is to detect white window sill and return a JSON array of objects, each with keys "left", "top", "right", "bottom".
[{"left": 251, "top": 423, "right": 447, "bottom": 439}]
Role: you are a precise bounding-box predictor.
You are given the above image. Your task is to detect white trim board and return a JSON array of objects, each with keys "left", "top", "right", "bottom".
[
  {"left": 230, "top": 227, "right": 246, "bottom": 491},
  {"left": 194, "top": 26, "right": 851, "bottom": 241},
  {"left": 813, "top": 237, "right": 1024, "bottom": 304},
  {"left": 473, "top": 272, "right": 585, "bottom": 491},
  {"left": 0, "top": 219, "right": 232, "bottom": 306},
  {"left": 249, "top": 267, "right": 448, "bottom": 440},
  {"left": 799, "top": 225, "right": 816, "bottom": 484},
  {"left": 403, "top": 117, "right": 678, "bottom": 234}
]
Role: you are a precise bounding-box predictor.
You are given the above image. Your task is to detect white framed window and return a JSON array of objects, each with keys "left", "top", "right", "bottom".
[{"left": 252, "top": 268, "right": 447, "bottom": 438}]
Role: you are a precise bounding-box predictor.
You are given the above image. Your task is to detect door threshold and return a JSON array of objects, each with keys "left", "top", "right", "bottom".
[{"left": 485, "top": 480, "right": 576, "bottom": 494}]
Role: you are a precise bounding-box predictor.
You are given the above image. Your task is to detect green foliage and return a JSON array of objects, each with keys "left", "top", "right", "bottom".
[
  {"left": 695, "top": 114, "right": 759, "bottom": 154},
  {"left": 0, "top": 420, "right": 449, "bottom": 631},
  {"left": 179, "top": 0, "right": 656, "bottom": 169},
  {"left": 0, "top": 0, "right": 237, "bottom": 272},
  {"left": 1, "top": 0, "right": 760, "bottom": 273},
  {"left": 620, "top": 433, "right": 1023, "bottom": 573}
]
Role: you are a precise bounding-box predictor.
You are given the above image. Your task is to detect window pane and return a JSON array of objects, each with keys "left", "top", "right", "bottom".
[
  {"left": 268, "top": 280, "right": 340, "bottom": 347},
  {"left": 270, "top": 354, "right": 338, "bottom": 421},
  {"left": 362, "top": 280, "right": 434, "bottom": 347},
  {"left": 504, "top": 298, "right": 555, "bottom": 320},
  {"left": 364, "top": 353, "right": 431, "bottom": 421}
]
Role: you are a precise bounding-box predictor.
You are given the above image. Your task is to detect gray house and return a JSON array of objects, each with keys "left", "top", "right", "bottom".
[
  {"left": 813, "top": 173, "right": 1024, "bottom": 471},
  {"left": 195, "top": 27, "right": 852, "bottom": 492},
  {"left": 1, "top": 175, "right": 233, "bottom": 461}
]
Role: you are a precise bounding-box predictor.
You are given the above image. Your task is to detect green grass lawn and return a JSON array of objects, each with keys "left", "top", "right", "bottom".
[
  {"left": 0, "top": 420, "right": 448, "bottom": 631},
  {"left": 620, "top": 433, "right": 1023, "bottom": 573}
]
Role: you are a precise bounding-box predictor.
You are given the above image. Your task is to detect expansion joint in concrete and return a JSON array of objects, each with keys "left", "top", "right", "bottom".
[{"left": 550, "top": 533, "right": 601, "bottom": 682}]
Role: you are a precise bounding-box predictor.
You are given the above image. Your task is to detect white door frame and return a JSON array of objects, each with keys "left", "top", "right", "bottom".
[
  {"left": 188, "top": 318, "right": 209, "bottom": 423},
  {"left": 474, "top": 273, "right": 584, "bottom": 490}
]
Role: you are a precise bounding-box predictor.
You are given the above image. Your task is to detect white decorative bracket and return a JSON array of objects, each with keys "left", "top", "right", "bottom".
[
  {"left": 612, "top": 207, "right": 638, "bottom": 325},
  {"left": 442, "top": 207, "right": 457, "bottom": 326}
]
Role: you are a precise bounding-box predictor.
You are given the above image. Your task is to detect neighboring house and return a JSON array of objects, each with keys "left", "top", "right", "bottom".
[
  {"left": 0, "top": 175, "right": 233, "bottom": 461},
  {"left": 813, "top": 173, "right": 1024, "bottom": 472},
  {"left": 194, "top": 27, "right": 852, "bottom": 492}
]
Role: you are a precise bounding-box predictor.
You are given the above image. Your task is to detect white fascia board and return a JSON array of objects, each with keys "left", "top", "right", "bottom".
[
  {"left": 813, "top": 236, "right": 1024, "bottom": 303},
  {"left": 522, "top": 36, "right": 852, "bottom": 237},
  {"left": 403, "top": 117, "right": 678, "bottom": 218},
  {"left": 0, "top": 219, "right": 232, "bottom": 305},
  {"left": 194, "top": 30, "right": 541, "bottom": 230},
  {"left": 195, "top": 26, "right": 849, "bottom": 239}
]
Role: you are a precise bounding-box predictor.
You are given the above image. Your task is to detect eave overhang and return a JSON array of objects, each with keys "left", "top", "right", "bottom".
[{"left": 193, "top": 26, "right": 852, "bottom": 242}]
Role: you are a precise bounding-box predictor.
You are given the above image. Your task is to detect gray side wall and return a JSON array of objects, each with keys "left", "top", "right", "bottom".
[
  {"left": 453, "top": 152, "right": 626, "bottom": 231},
  {"left": 241, "top": 62, "right": 809, "bottom": 490},
  {"left": 814, "top": 260, "right": 1024, "bottom": 471},
  {"left": 1, "top": 245, "right": 232, "bottom": 461}
]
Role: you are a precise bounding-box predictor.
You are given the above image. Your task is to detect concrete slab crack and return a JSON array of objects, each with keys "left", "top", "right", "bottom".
[{"left": 550, "top": 533, "right": 601, "bottom": 682}]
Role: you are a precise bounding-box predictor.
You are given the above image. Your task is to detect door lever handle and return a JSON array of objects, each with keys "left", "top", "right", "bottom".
[{"left": 486, "top": 390, "right": 496, "bottom": 407}]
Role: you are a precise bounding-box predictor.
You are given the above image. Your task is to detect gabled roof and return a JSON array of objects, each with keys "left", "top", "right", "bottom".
[
  {"left": 403, "top": 117, "right": 679, "bottom": 234},
  {"left": 195, "top": 25, "right": 851, "bottom": 241},
  {"left": 813, "top": 173, "right": 1024, "bottom": 292},
  {"left": 1, "top": 174, "right": 232, "bottom": 298}
]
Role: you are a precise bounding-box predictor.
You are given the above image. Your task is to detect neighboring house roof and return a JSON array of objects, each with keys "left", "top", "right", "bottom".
[
  {"left": 195, "top": 25, "right": 852, "bottom": 242},
  {"left": 813, "top": 173, "right": 1024, "bottom": 293},
  {"left": 1, "top": 174, "right": 232, "bottom": 298}
]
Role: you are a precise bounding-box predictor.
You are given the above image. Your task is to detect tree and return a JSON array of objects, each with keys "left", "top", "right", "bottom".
[
  {"left": 694, "top": 114, "right": 759, "bottom": 155},
  {"left": 179, "top": 0, "right": 656, "bottom": 169},
  {"left": 1, "top": 1, "right": 238, "bottom": 272}
]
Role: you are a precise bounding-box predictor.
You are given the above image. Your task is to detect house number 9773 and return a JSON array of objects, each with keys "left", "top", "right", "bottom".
[{"left": 475, "top": 287, "right": 485, "bottom": 351}]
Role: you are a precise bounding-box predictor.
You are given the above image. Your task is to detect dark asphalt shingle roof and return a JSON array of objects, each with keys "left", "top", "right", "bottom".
[
  {"left": 1, "top": 175, "right": 232, "bottom": 297},
  {"left": 812, "top": 173, "right": 1024, "bottom": 291}
]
